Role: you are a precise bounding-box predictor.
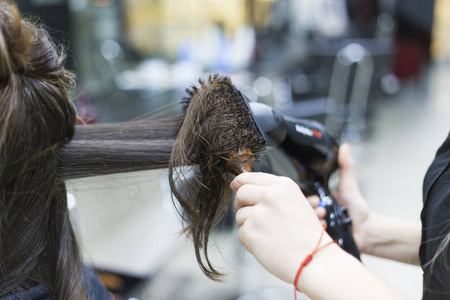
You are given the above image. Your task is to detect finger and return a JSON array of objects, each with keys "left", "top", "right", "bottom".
[
  {"left": 338, "top": 144, "right": 361, "bottom": 194},
  {"left": 235, "top": 206, "right": 252, "bottom": 227},
  {"left": 306, "top": 195, "right": 320, "bottom": 208},
  {"left": 315, "top": 206, "right": 327, "bottom": 219},
  {"left": 338, "top": 143, "right": 356, "bottom": 176},
  {"left": 234, "top": 184, "right": 267, "bottom": 211},
  {"left": 230, "top": 172, "right": 281, "bottom": 191},
  {"left": 332, "top": 191, "right": 345, "bottom": 206}
]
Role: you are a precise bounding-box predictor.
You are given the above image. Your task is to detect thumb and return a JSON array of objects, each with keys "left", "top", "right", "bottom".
[
  {"left": 338, "top": 143, "right": 355, "bottom": 175},
  {"left": 337, "top": 143, "right": 360, "bottom": 194}
]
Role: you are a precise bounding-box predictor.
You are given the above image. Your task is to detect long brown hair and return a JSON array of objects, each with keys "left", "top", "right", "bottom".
[
  {"left": 0, "top": 1, "right": 82, "bottom": 298},
  {"left": 59, "top": 118, "right": 179, "bottom": 180},
  {"left": 0, "top": 1, "right": 179, "bottom": 298}
]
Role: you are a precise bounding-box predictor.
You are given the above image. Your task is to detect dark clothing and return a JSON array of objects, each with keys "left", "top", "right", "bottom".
[
  {"left": 0, "top": 286, "right": 54, "bottom": 300},
  {"left": 1, "top": 266, "right": 111, "bottom": 300},
  {"left": 82, "top": 266, "right": 111, "bottom": 300},
  {"left": 420, "top": 131, "right": 450, "bottom": 300}
]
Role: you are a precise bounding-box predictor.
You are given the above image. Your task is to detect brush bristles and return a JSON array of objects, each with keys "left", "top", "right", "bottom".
[
  {"left": 169, "top": 74, "right": 266, "bottom": 280},
  {"left": 181, "top": 74, "right": 266, "bottom": 162}
]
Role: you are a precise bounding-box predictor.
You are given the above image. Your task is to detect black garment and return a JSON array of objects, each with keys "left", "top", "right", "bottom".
[
  {"left": 0, "top": 286, "right": 54, "bottom": 300},
  {"left": 1, "top": 266, "right": 111, "bottom": 300},
  {"left": 420, "top": 131, "right": 450, "bottom": 300},
  {"left": 82, "top": 266, "right": 111, "bottom": 300}
]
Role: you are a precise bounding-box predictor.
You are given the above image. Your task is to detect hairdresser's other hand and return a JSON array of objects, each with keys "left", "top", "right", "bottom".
[
  {"left": 231, "top": 173, "right": 333, "bottom": 283},
  {"left": 306, "top": 195, "right": 326, "bottom": 225},
  {"left": 333, "top": 143, "right": 371, "bottom": 253},
  {"left": 306, "top": 144, "right": 368, "bottom": 245}
]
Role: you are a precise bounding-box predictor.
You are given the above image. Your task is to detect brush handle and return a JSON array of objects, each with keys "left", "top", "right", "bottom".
[{"left": 224, "top": 148, "right": 254, "bottom": 176}]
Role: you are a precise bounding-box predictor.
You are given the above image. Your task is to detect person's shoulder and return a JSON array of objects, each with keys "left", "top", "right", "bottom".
[
  {"left": 437, "top": 131, "right": 450, "bottom": 155},
  {"left": 0, "top": 285, "right": 56, "bottom": 300},
  {"left": 82, "top": 266, "right": 112, "bottom": 300}
]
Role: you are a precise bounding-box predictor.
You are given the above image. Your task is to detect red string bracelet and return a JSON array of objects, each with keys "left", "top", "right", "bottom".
[{"left": 293, "top": 225, "right": 337, "bottom": 300}]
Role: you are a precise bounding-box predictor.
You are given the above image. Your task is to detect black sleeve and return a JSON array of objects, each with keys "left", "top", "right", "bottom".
[{"left": 420, "top": 133, "right": 450, "bottom": 300}]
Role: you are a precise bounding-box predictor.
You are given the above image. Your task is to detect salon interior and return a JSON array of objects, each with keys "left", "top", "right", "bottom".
[{"left": 15, "top": 0, "right": 449, "bottom": 299}]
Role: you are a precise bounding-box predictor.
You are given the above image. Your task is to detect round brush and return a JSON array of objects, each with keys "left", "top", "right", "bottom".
[{"left": 169, "top": 74, "right": 266, "bottom": 280}]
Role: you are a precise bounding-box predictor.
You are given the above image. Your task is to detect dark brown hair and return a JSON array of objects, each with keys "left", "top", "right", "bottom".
[
  {"left": 168, "top": 75, "right": 266, "bottom": 280},
  {"left": 0, "top": 1, "right": 179, "bottom": 298},
  {"left": 59, "top": 118, "right": 179, "bottom": 180},
  {"left": 0, "top": 1, "right": 81, "bottom": 298},
  {"left": 0, "top": 0, "right": 261, "bottom": 293}
]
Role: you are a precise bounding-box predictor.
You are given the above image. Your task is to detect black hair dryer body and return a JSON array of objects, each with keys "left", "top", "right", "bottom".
[{"left": 280, "top": 117, "right": 361, "bottom": 260}]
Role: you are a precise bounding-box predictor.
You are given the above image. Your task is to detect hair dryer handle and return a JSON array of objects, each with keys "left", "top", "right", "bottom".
[{"left": 315, "top": 182, "right": 361, "bottom": 260}]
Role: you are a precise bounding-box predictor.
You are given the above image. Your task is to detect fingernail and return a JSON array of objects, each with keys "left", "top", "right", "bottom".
[{"left": 230, "top": 178, "right": 236, "bottom": 187}]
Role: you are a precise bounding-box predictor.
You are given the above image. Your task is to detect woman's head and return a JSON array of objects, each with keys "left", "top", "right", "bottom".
[
  {"left": 0, "top": 0, "right": 76, "bottom": 171},
  {"left": 0, "top": 1, "right": 82, "bottom": 298},
  {"left": 0, "top": 2, "right": 181, "bottom": 298}
]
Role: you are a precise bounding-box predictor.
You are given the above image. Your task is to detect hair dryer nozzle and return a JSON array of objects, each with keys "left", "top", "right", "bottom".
[{"left": 240, "top": 91, "right": 287, "bottom": 147}]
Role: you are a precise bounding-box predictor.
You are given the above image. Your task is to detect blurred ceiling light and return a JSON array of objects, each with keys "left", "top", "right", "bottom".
[
  {"left": 92, "top": 0, "right": 114, "bottom": 7},
  {"left": 253, "top": 76, "right": 272, "bottom": 97},
  {"left": 337, "top": 43, "right": 367, "bottom": 66},
  {"left": 273, "top": 78, "right": 292, "bottom": 107},
  {"left": 381, "top": 73, "right": 401, "bottom": 95},
  {"left": 377, "top": 13, "right": 395, "bottom": 32},
  {"left": 100, "top": 39, "right": 123, "bottom": 62},
  {"left": 69, "top": 0, "right": 89, "bottom": 11}
]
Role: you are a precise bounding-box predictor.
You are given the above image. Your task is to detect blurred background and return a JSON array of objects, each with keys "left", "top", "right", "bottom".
[{"left": 15, "top": 0, "right": 450, "bottom": 299}]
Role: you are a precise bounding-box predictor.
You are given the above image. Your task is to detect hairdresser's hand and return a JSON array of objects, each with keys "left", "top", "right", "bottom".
[
  {"left": 231, "top": 173, "right": 333, "bottom": 283},
  {"left": 306, "top": 195, "right": 327, "bottom": 226},
  {"left": 306, "top": 144, "right": 368, "bottom": 220},
  {"left": 333, "top": 143, "right": 372, "bottom": 253},
  {"left": 307, "top": 144, "right": 371, "bottom": 253}
]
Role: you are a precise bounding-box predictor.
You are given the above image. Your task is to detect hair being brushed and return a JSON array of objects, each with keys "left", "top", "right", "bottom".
[{"left": 169, "top": 74, "right": 266, "bottom": 280}]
